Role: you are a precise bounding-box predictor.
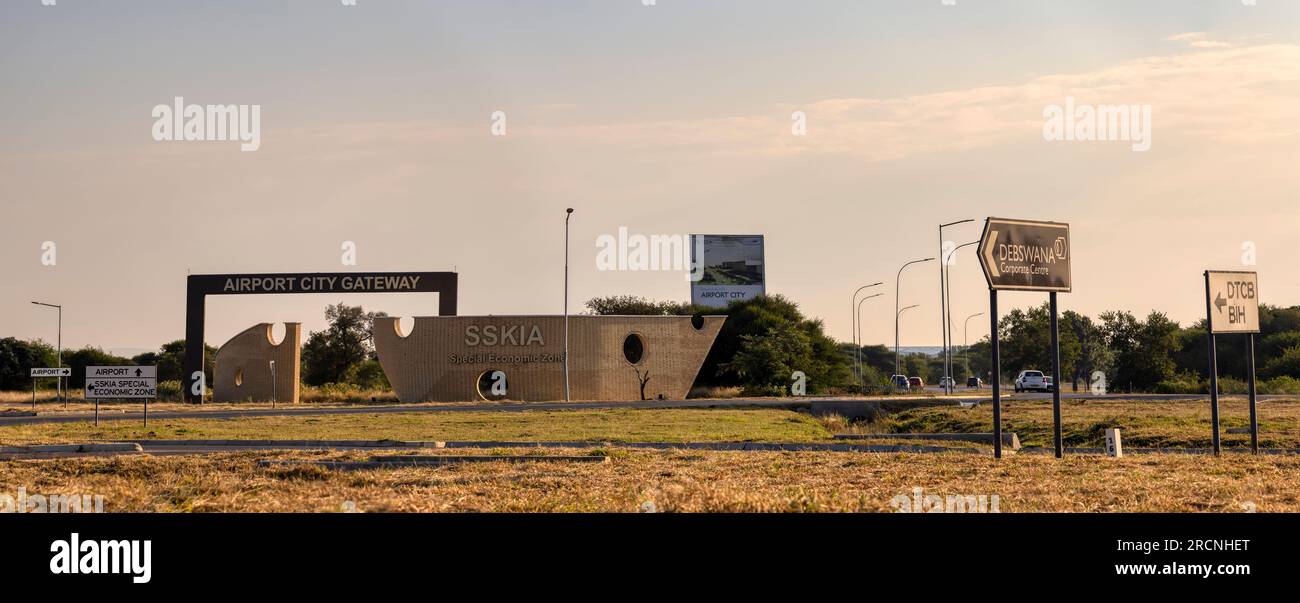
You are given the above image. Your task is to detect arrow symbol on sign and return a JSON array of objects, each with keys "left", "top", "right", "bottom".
[
  {"left": 135, "top": 368, "right": 143, "bottom": 377},
  {"left": 982, "top": 230, "right": 1000, "bottom": 278},
  {"left": 87, "top": 384, "right": 96, "bottom": 393},
  {"left": 1215, "top": 292, "right": 1227, "bottom": 313}
]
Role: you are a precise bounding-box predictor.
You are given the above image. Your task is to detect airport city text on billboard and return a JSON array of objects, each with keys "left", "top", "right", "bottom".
[
  {"left": 690, "top": 234, "right": 766, "bottom": 306},
  {"left": 978, "top": 218, "right": 1071, "bottom": 292}
]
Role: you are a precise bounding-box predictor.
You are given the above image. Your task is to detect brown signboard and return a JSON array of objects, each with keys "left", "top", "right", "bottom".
[{"left": 978, "top": 218, "right": 1072, "bottom": 292}]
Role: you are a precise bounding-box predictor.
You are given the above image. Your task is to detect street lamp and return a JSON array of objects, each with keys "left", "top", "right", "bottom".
[
  {"left": 894, "top": 258, "right": 933, "bottom": 376},
  {"left": 896, "top": 303, "right": 920, "bottom": 379},
  {"left": 938, "top": 220, "right": 973, "bottom": 394},
  {"left": 851, "top": 282, "right": 883, "bottom": 383},
  {"left": 31, "top": 301, "right": 62, "bottom": 404},
  {"left": 943, "top": 240, "right": 979, "bottom": 392},
  {"left": 964, "top": 312, "right": 985, "bottom": 384},
  {"left": 564, "top": 208, "right": 574, "bottom": 403},
  {"left": 856, "top": 293, "right": 882, "bottom": 389}
]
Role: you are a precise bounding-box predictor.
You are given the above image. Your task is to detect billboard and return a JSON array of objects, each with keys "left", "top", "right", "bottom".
[{"left": 690, "top": 234, "right": 766, "bottom": 307}]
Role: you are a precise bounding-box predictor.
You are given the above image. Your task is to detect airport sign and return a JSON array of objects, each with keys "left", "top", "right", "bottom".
[
  {"left": 85, "top": 366, "right": 157, "bottom": 399},
  {"left": 31, "top": 367, "right": 71, "bottom": 377}
]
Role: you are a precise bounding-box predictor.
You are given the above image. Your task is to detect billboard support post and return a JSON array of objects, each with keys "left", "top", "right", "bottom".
[
  {"left": 1050, "top": 291, "right": 1063, "bottom": 458},
  {"left": 990, "top": 289, "right": 1002, "bottom": 459}
]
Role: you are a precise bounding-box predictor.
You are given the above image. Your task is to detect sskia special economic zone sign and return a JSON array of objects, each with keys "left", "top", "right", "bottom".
[
  {"left": 85, "top": 366, "right": 157, "bottom": 399},
  {"left": 978, "top": 217, "right": 1072, "bottom": 292}
]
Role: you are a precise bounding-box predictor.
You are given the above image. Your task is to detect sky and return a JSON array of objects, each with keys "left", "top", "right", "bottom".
[{"left": 1, "top": 0, "right": 1298, "bottom": 355}]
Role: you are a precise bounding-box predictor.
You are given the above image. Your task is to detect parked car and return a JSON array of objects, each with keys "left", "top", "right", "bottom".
[
  {"left": 908, "top": 376, "right": 925, "bottom": 389},
  {"left": 966, "top": 376, "right": 983, "bottom": 388},
  {"left": 890, "top": 374, "right": 910, "bottom": 391},
  {"left": 1014, "top": 370, "right": 1050, "bottom": 392}
]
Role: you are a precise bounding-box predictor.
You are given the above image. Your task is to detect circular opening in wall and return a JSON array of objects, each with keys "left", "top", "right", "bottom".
[
  {"left": 623, "top": 333, "right": 645, "bottom": 365},
  {"left": 234, "top": 368, "right": 244, "bottom": 387},
  {"left": 476, "top": 369, "right": 508, "bottom": 401},
  {"left": 691, "top": 314, "right": 705, "bottom": 330}
]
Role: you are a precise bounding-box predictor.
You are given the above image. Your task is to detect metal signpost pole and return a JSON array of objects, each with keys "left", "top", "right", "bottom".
[
  {"left": 1204, "top": 271, "right": 1221, "bottom": 456},
  {"left": 1248, "top": 333, "right": 1258, "bottom": 454},
  {"left": 1050, "top": 292, "right": 1063, "bottom": 458},
  {"left": 990, "top": 290, "right": 1001, "bottom": 459}
]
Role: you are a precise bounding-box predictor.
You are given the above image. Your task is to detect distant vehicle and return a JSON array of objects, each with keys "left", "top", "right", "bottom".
[
  {"left": 908, "top": 376, "right": 925, "bottom": 389},
  {"left": 1014, "top": 370, "right": 1050, "bottom": 392},
  {"left": 890, "top": 374, "right": 910, "bottom": 391},
  {"left": 939, "top": 376, "right": 957, "bottom": 389},
  {"left": 966, "top": 376, "right": 983, "bottom": 388}
]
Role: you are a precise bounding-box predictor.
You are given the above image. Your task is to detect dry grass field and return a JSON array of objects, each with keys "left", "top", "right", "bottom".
[
  {"left": 885, "top": 397, "right": 1300, "bottom": 448},
  {"left": 1, "top": 448, "right": 1295, "bottom": 512}
]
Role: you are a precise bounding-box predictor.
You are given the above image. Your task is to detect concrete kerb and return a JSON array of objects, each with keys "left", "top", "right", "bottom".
[
  {"left": 0, "top": 443, "right": 143, "bottom": 454},
  {"left": 833, "top": 432, "right": 1021, "bottom": 450},
  {"left": 127, "top": 438, "right": 986, "bottom": 455}
]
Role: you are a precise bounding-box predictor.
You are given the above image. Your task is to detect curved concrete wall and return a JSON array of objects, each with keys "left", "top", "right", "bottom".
[
  {"left": 373, "top": 315, "right": 724, "bottom": 402},
  {"left": 213, "top": 323, "right": 301, "bottom": 403}
]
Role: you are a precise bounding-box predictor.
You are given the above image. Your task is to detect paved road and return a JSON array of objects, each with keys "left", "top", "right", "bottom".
[{"left": 0, "top": 392, "right": 1286, "bottom": 427}]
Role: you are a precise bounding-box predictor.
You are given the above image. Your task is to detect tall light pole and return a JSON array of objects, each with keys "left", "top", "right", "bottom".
[
  {"left": 964, "top": 312, "right": 984, "bottom": 383},
  {"left": 856, "top": 293, "right": 882, "bottom": 389},
  {"left": 851, "top": 282, "right": 883, "bottom": 385},
  {"left": 938, "top": 220, "right": 972, "bottom": 394},
  {"left": 896, "top": 303, "right": 920, "bottom": 378},
  {"left": 943, "top": 240, "right": 979, "bottom": 392},
  {"left": 564, "top": 208, "right": 574, "bottom": 402},
  {"left": 31, "top": 301, "right": 62, "bottom": 403},
  {"left": 894, "top": 258, "right": 933, "bottom": 376}
]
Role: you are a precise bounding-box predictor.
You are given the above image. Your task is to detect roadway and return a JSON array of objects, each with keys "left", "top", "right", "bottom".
[{"left": 0, "top": 391, "right": 1283, "bottom": 427}]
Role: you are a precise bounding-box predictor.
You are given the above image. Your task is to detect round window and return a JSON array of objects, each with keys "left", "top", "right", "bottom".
[
  {"left": 476, "top": 369, "right": 508, "bottom": 401},
  {"left": 623, "top": 333, "right": 645, "bottom": 365}
]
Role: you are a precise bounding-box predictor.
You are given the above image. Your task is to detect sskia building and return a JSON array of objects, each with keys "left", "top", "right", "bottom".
[{"left": 372, "top": 315, "right": 725, "bottom": 402}]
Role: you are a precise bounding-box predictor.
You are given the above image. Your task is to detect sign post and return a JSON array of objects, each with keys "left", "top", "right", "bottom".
[
  {"left": 1203, "top": 270, "right": 1260, "bottom": 455},
  {"left": 29, "top": 368, "right": 71, "bottom": 412},
  {"left": 85, "top": 366, "right": 157, "bottom": 428},
  {"left": 978, "top": 217, "right": 1072, "bottom": 459}
]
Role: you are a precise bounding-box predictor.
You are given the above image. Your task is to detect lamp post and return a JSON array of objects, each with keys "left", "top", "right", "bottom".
[
  {"left": 564, "top": 208, "right": 574, "bottom": 403},
  {"left": 943, "top": 240, "right": 979, "bottom": 392},
  {"left": 31, "top": 301, "right": 62, "bottom": 404},
  {"left": 851, "top": 282, "right": 883, "bottom": 384},
  {"left": 964, "top": 312, "right": 984, "bottom": 385},
  {"left": 938, "top": 220, "right": 973, "bottom": 394},
  {"left": 856, "top": 293, "right": 882, "bottom": 389},
  {"left": 896, "top": 303, "right": 920, "bottom": 380},
  {"left": 894, "top": 258, "right": 933, "bottom": 376}
]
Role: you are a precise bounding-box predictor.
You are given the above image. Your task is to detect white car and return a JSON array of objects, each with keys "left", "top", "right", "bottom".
[{"left": 1014, "top": 370, "right": 1052, "bottom": 392}]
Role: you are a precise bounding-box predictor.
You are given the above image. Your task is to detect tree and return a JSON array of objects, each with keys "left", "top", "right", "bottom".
[
  {"left": 719, "top": 322, "right": 813, "bottom": 396},
  {"left": 585, "top": 295, "right": 692, "bottom": 316},
  {"left": 1101, "top": 310, "right": 1181, "bottom": 391},
  {"left": 1062, "top": 311, "right": 1110, "bottom": 391},
  {"left": 301, "top": 303, "right": 389, "bottom": 386},
  {"left": 131, "top": 339, "right": 215, "bottom": 384},
  {"left": 0, "top": 338, "right": 57, "bottom": 390}
]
